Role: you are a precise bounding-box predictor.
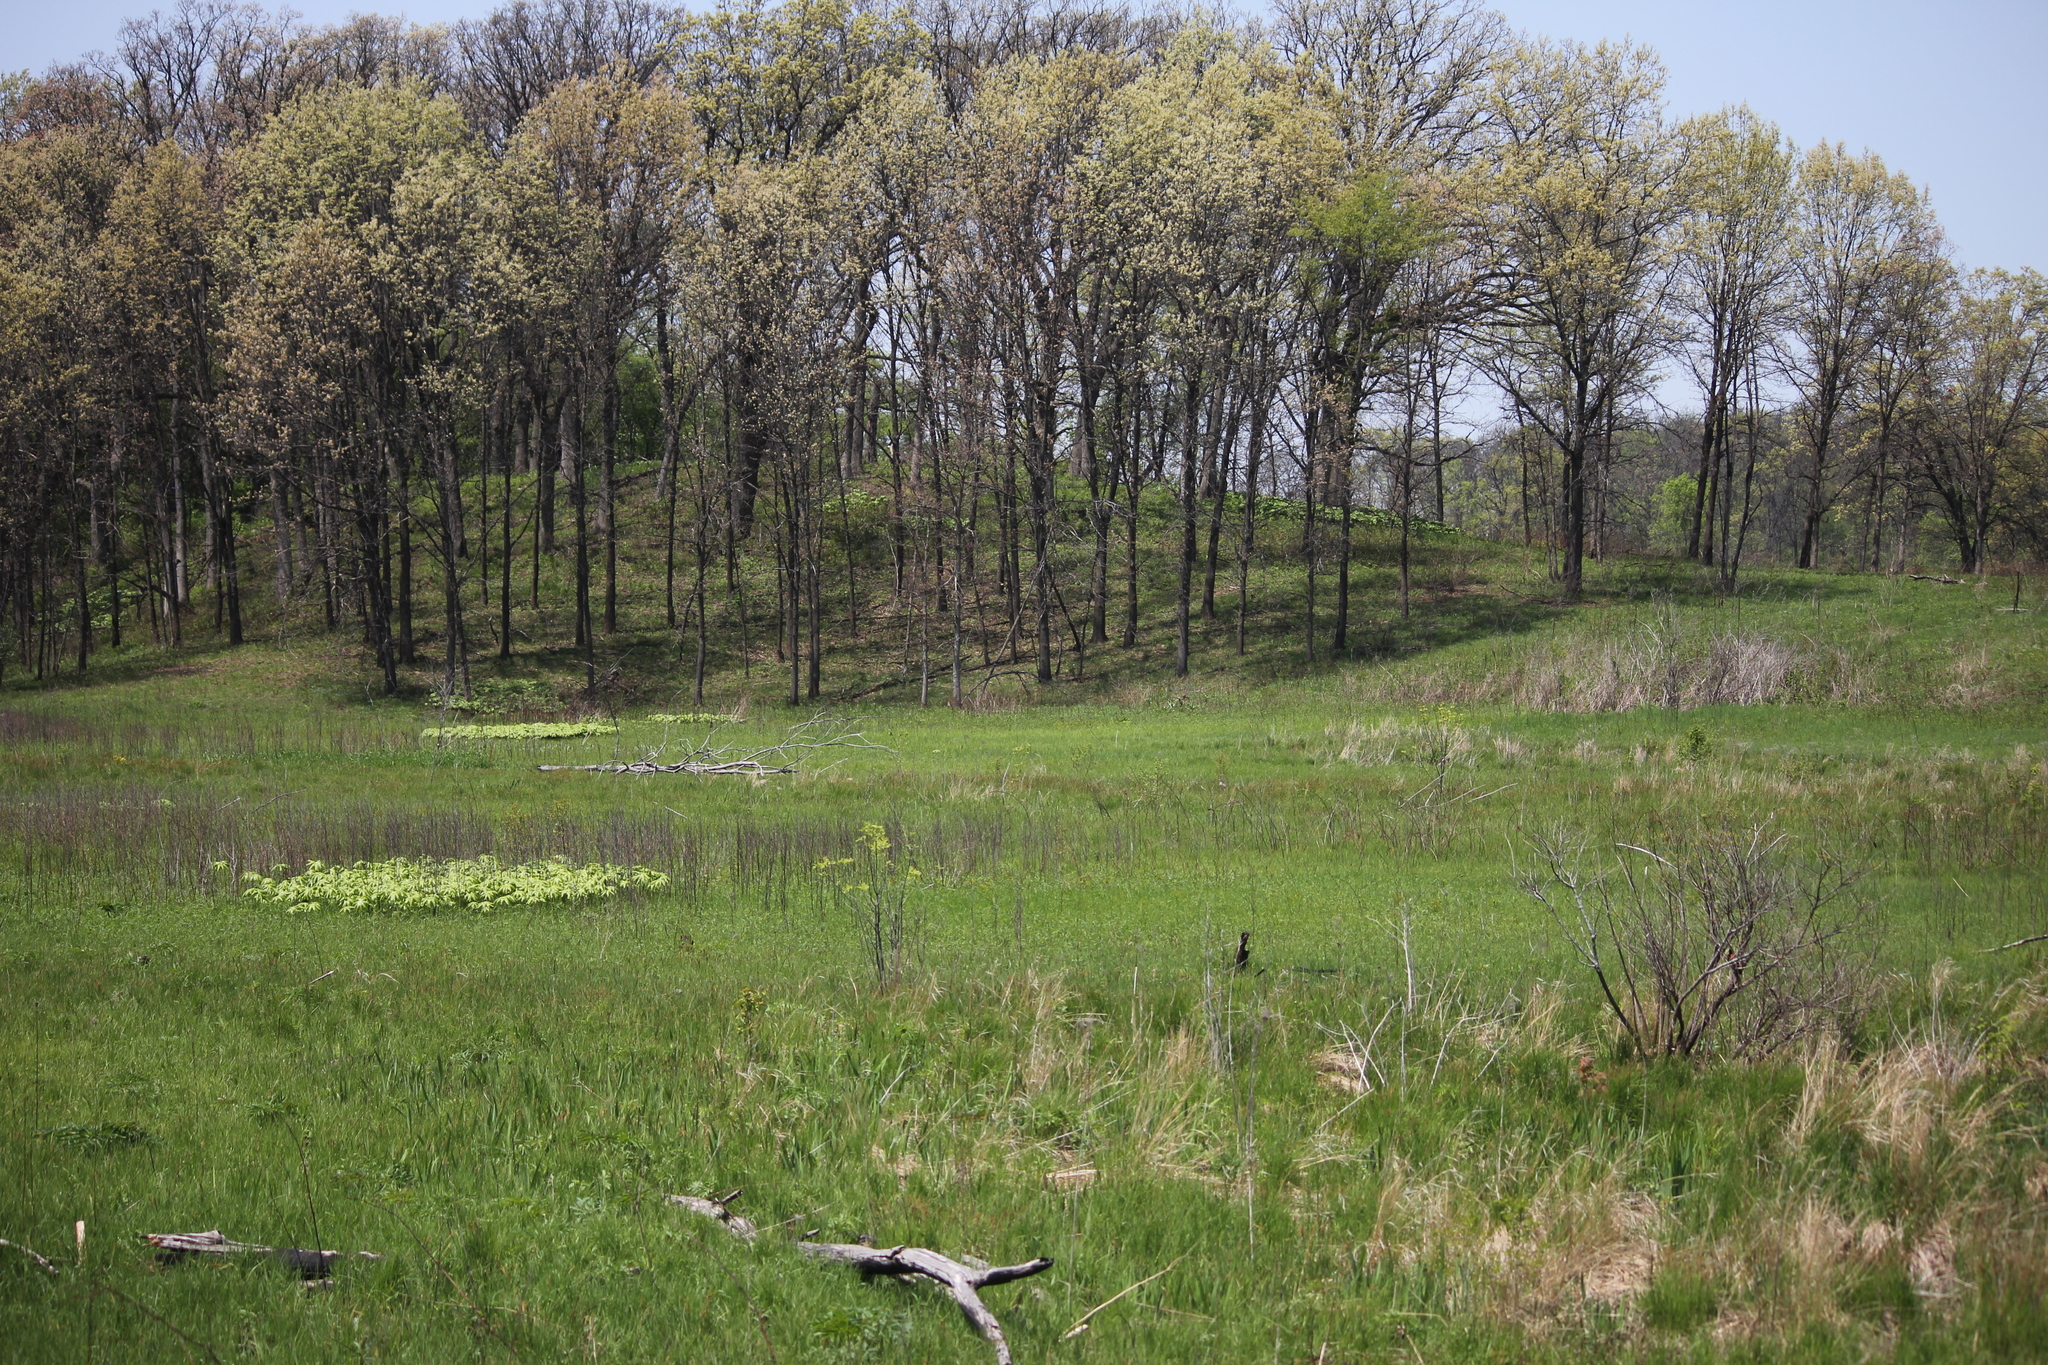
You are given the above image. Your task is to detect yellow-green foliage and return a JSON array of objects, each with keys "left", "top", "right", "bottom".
[
  {"left": 240, "top": 855, "right": 667, "bottom": 915},
  {"left": 421, "top": 722, "right": 616, "bottom": 741},
  {"left": 645, "top": 713, "right": 741, "bottom": 724}
]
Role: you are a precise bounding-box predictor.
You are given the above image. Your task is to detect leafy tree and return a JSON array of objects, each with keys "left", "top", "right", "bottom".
[
  {"left": 1476, "top": 38, "right": 1683, "bottom": 601},
  {"left": 1915, "top": 269, "right": 2048, "bottom": 572}
]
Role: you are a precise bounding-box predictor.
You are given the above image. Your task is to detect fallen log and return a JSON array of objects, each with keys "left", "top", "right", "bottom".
[
  {"left": 145, "top": 1230, "right": 382, "bottom": 1279},
  {"left": 666, "top": 1190, "right": 758, "bottom": 1242},
  {"left": 1907, "top": 574, "right": 1964, "bottom": 584},
  {"left": 673, "top": 1193, "right": 1051, "bottom": 1365},
  {"left": 797, "top": 1242, "right": 1054, "bottom": 1365}
]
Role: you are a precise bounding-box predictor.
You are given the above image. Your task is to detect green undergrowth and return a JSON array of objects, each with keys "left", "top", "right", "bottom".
[
  {"left": 1, "top": 543, "right": 2045, "bottom": 1361},
  {"left": 3, "top": 901, "right": 2045, "bottom": 1362}
]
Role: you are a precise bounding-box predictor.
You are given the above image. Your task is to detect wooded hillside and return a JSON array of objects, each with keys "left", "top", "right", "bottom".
[{"left": 4, "top": 0, "right": 2043, "bottom": 701}]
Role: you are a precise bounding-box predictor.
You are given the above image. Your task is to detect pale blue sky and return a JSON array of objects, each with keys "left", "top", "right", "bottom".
[
  {"left": 6, "top": 0, "right": 2042, "bottom": 272},
  {"left": 1495, "top": 0, "right": 2045, "bottom": 274}
]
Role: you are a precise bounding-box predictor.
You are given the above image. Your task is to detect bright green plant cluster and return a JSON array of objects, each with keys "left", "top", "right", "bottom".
[
  {"left": 1680, "top": 723, "right": 1714, "bottom": 762},
  {"left": 421, "top": 722, "right": 617, "bottom": 741},
  {"left": 818, "top": 821, "right": 928, "bottom": 988},
  {"left": 240, "top": 855, "right": 668, "bottom": 915},
  {"left": 645, "top": 713, "right": 741, "bottom": 724}
]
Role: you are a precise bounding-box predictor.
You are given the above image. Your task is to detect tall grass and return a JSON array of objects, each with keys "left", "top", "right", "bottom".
[
  {"left": 2, "top": 547, "right": 2045, "bottom": 1361},
  {"left": 4, "top": 902, "right": 2044, "bottom": 1361}
]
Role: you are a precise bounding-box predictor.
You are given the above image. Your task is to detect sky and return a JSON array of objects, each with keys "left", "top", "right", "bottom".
[
  {"left": 5, "top": 0, "right": 2043, "bottom": 274},
  {"left": 1494, "top": 0, "right": 2046, "bottom": 275}
]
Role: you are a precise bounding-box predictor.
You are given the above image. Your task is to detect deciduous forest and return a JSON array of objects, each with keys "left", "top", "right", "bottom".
[
  {"left": 4, "top": 4, "right": 2047, "bottom": 1363},
  {"left": 4, "top": 0, "right": 2042, "bottom": 702}
]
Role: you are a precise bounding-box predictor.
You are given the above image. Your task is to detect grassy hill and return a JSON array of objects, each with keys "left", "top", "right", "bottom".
[{"left": 2, "top": 495, "right": 2045, "bottom": 1361}]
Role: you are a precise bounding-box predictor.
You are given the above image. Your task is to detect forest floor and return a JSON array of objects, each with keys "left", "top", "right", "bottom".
[{"left": 2, "top": 526, "right": 2046, "bottom": 1362}]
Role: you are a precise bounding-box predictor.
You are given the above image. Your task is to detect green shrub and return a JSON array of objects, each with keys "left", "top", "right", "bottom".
[
  {"left": 1679, "top": 724, "right": 1713, "bottom": 763},
  {"left": 240, "top": 855, "right": 667, "bottom": 915},
  {"left": 646, "top": 713, "right": 741, "bottom": 724},
  {"left": 1652, "top": 474, "right": 1699, "bottom": 555},
  {"left": 1642, "top": 1266, "right": 1718, "bottom": 1332}
]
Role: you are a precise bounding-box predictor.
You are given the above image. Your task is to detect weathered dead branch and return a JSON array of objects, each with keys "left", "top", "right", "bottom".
[
  {"left": 796, "top": 1242, "right": 1053, "bottom": 1363},
  {"left": 1984, "top": 932, "right": 2048, "bottom": 953},
  {"left": 0, "top": 1237, "right": 59, "bottom": 1274},
  {"left": 145, "top": 1230, "right": 382, "bottom": 1279},
  {"left": 540, "top": 713, "right": 889, "bottom": 777},
  {"left": 673, "top": 1192, "right": 1051, "bottom": 1365},
  {"left": 666, "top": 1190, "right": 758, "bottom": 1242}
]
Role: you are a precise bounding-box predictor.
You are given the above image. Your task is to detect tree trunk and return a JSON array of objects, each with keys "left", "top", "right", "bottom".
[
  {"left": 1174, "top": 371, "right": 1201, "bottom": 678},
  {"left": 601, "top": 355, "right": 620, "bottom": 634}
]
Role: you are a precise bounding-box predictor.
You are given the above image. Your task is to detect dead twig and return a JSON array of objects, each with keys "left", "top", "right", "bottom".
[
  {"left": 1061, "top": 1254, "right": 1187, "bottom": 1339},
  {"left": 1984, "top": 933, "right": 2048, "bottom": 954},
  {"left": 0, "top": 1237, "right": 59, "bottom": 1274},
  {"left": 144, "top": 1230, "right": 381, "bottom": 1279}
]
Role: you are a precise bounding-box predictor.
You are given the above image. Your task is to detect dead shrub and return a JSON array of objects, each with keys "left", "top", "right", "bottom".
[{"left": 1516, "top": 823, "right": 1879, "bottom": 1060}]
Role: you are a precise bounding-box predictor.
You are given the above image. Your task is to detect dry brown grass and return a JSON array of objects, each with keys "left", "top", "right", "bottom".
[
  {"left": 1345, "top": 618, "right": 1882, "bottom": 713},
  {"left": 1288, "top": 965, "right": 2047, "bottom": 1348}
]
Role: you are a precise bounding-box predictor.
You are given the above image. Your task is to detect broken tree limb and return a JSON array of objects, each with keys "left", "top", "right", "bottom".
[
  {"left": 1907, "top": 574, "right": 1964, "bottom": 584},
  {"left": 145, "top": 1230, "right": 383, "bottom": 1279},
  {"left": 0, "top": 1237, "right": 59, "bottom": 1274},
  {"left": 666, "top": 1190, "right": 758, "bottom": 1242},
  {"left": 1984, "top": 932, "right": 2048, "bottom": 954},
  {"left": 672, "top": 1196, "right": 1051, "bottom": 1365},
  {"left": 794, "top": 1242, "right": 1053, "bottom": 1365}
]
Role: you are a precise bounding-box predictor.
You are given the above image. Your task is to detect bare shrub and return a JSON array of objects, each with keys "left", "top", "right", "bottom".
[
  {"left": 1321, "top": 714, "right": 1476, "bottom": 768},
  {"left": 1344, "top": 616, "right": 1878, "bottom": 713},
  {"left": 1513, "top": 627, "right": 1798, "bottom": 710},
  {"left": 1516, "top": 824, "right": 1878, "bottom": 1060}
]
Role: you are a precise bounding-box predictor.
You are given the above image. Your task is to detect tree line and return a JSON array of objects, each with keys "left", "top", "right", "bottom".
[{"left": 3, "top": 0, "right": 2044, "bottom": 701}]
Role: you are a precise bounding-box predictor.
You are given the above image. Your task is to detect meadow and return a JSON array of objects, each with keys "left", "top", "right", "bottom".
[{"left": 2, "top": 543, "right": 2046, "bottom": 1363}]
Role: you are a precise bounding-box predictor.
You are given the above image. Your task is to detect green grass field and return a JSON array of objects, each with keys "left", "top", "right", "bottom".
[{"left": 4, "top": 535, "right": 2046, "bottom": 1362}]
